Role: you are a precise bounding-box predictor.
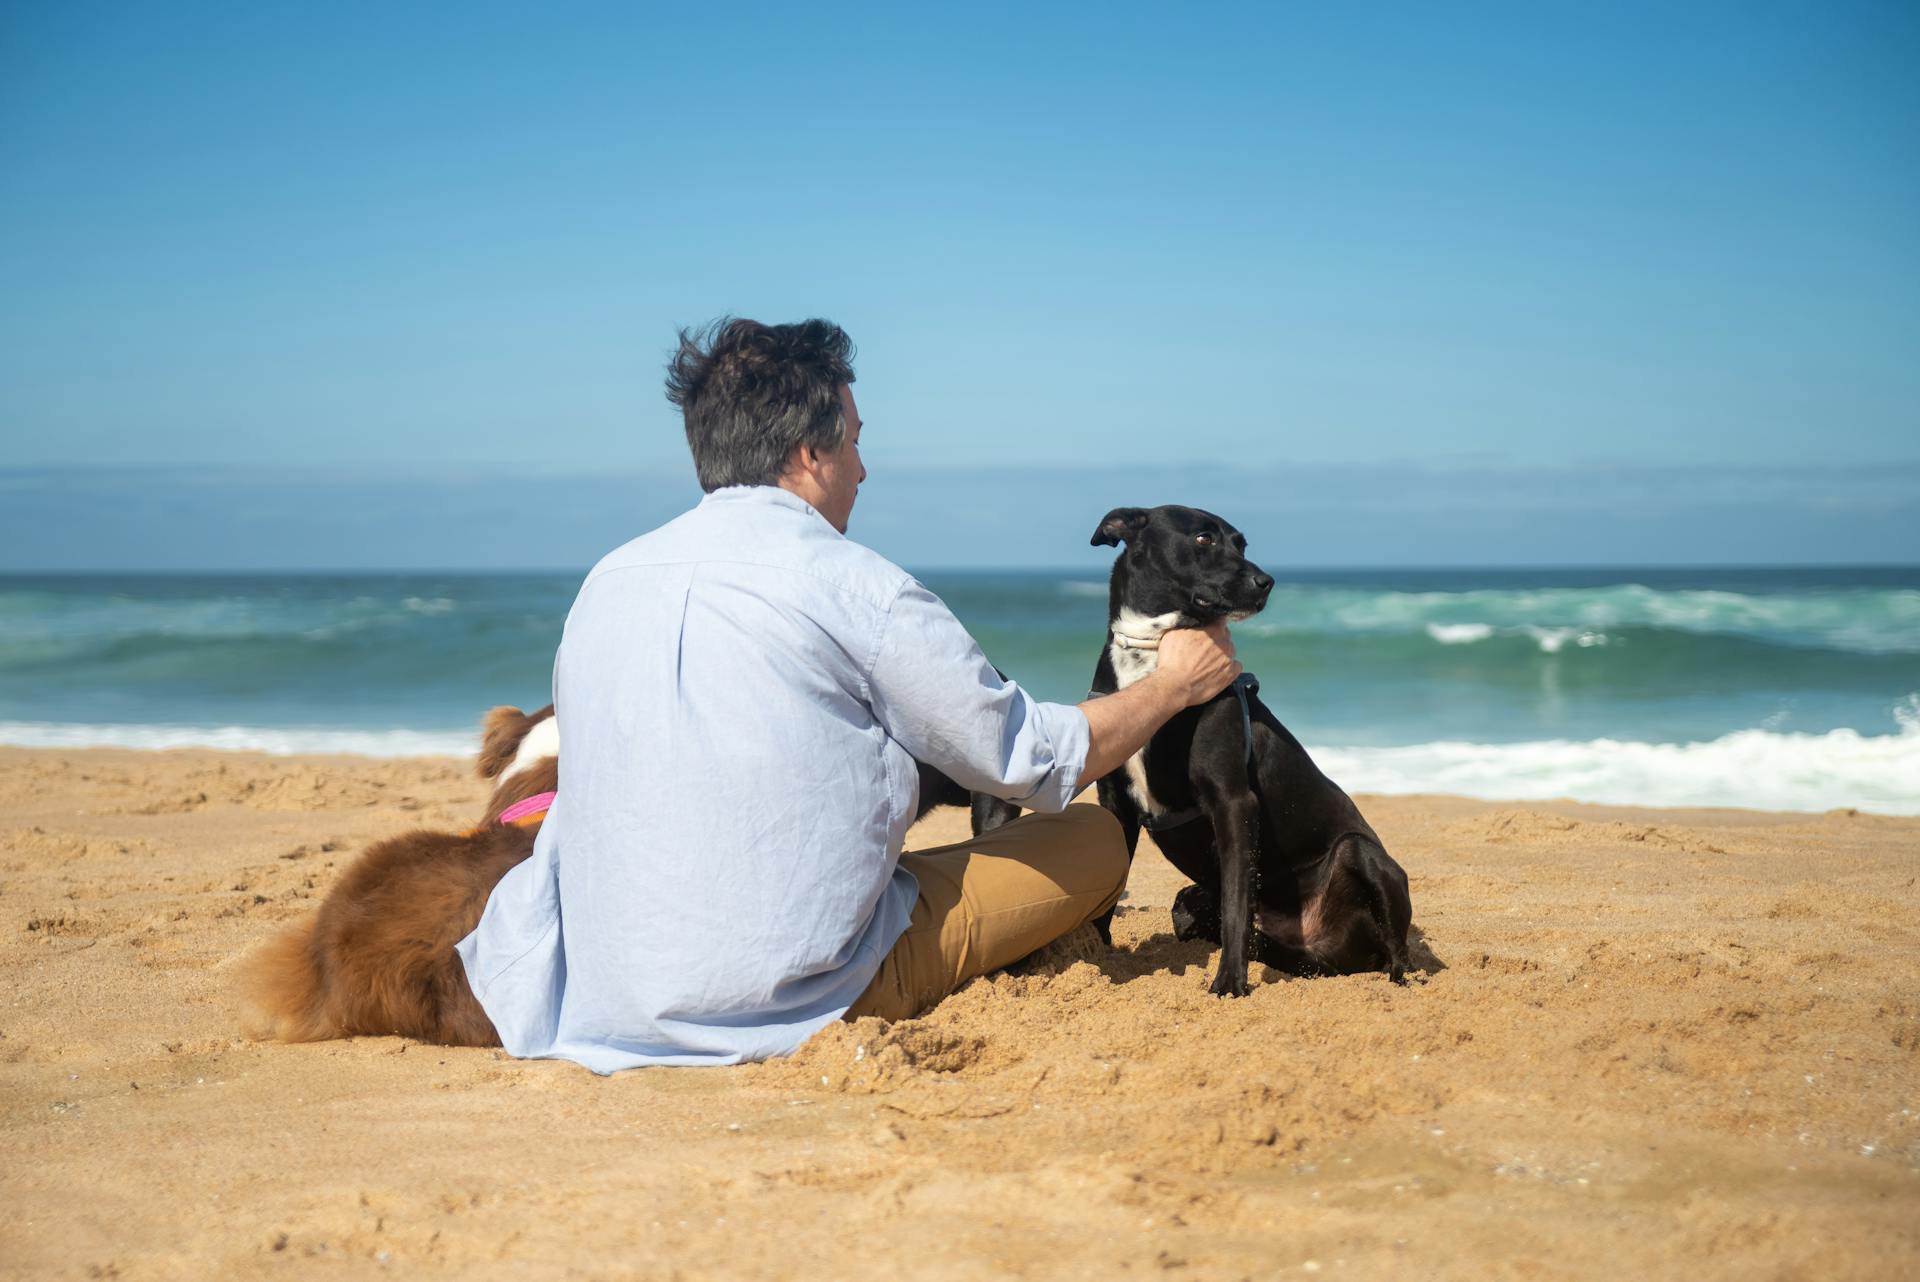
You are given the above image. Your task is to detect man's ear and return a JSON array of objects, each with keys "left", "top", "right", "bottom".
[{"left": 1090, "top": 507, "right": 1150, "bottom": 547}]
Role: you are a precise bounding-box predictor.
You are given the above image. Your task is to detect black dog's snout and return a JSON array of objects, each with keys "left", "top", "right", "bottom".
[{"left": 1251, "top": 572, "right": 1274, "bottom": 593}]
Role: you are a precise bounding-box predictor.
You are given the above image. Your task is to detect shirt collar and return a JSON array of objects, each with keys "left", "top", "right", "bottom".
[{"left": 700, "top": 484, "right": 836, "bottom": 529}]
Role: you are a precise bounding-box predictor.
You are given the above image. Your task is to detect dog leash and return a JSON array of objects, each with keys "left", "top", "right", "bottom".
[
  {"left": 1231, "top": 671, "right": 1259, "bottom": 776},
  {"left": 1088, "top": 672, "right": 1260, "bottom": 833}
]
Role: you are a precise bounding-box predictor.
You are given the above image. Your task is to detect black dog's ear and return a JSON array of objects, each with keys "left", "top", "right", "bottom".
[{"left": 1090, "top": 507, "right": 1150, "bottom": 547}]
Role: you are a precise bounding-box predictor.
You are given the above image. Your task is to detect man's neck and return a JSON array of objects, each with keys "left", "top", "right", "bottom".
[{"left": 775, "top": 476, "right": 826, "bottom": 511}]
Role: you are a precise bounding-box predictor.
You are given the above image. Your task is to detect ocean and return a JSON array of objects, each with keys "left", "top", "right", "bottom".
[{"left": 3, "top": 567, "right": 1917, "bottom": 814}]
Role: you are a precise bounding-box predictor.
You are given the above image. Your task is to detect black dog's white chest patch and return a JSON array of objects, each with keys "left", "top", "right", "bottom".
[{"left": 1108, "top": 608, "right": 1182, "bottom": 817}]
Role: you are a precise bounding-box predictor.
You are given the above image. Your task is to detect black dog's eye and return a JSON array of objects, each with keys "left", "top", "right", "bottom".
[{"left": 1194, "top": 533, "right": 1214, "bottom": 547}]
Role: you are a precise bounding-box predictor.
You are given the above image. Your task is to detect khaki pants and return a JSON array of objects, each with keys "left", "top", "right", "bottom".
[{"left": 845, "top": 803, "right": 1128, "bottom": 1022}]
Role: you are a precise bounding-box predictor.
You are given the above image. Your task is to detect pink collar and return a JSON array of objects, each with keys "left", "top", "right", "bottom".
[{"left": 497, "top": 791, "right": 557, "bottom": 827}]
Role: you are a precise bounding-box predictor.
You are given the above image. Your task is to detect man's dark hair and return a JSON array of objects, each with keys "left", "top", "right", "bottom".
[{"left": 665, "top": 317, "right": 856, "bottom": 492}]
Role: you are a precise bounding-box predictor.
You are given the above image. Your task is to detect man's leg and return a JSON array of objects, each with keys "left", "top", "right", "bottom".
[{"left": 845, "top": 803, "right": 1127, "bottom": 1022}]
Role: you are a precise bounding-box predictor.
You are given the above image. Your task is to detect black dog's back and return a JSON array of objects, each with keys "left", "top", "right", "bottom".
[{"left": 911, "top": 665, "right": 1026, "bottom": 835}]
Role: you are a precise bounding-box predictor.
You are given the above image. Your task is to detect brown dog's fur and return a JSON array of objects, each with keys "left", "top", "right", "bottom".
[
  {"left": 478, "top": 704, "right": 557, "bottom": 824},
  {"left": 238, "top": 706, "right": 556, "bottom": 1047}
]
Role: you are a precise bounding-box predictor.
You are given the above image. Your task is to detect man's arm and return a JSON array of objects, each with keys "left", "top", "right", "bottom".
[
  {"left": 1077, "top": 623, "right": 1241, "bottom": 784},
  {"left": 865, "top": 582, "right": 1240, "bottom": 809}
]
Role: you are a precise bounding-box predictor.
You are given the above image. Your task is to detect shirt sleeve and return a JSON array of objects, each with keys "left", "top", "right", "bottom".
[{"left": 866, "top": 579, "right": 1090, "bottom": 812}]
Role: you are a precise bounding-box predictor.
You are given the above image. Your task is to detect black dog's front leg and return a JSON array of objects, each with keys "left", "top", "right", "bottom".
[
  {"left": 1088, "top": 776, "right": 1143, "bottom": 946},
  {"left": 1208, "top": 794, "right": 1261, "bottom": 997}
]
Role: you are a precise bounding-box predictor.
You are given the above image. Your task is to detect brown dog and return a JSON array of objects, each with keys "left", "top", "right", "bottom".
[
  {"left": 241, "top": 704, "right": 999, "bottom": 1047},
  {"left": 239, "top": 705, "right": 557, "bottom": 1047}
]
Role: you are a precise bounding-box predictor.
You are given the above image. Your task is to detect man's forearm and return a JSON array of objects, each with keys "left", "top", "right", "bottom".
[{"left": 1076, "top": 674, "right": 1189, "bottom": 787}]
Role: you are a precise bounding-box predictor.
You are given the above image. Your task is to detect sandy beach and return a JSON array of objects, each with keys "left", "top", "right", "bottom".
[{"left": 1, "top": 744, "right": 1915, "bottom": 1280}]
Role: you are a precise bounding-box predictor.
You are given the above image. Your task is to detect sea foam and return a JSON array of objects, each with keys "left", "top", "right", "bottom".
[
  {"left": 1425, "top": 622, "right": 1494, "bottom": 645},
  {"left": 5, "top": 716, "right": 1917, "bottom": 814},
  {"left": 0, "top": 720, "right": 474, "bottom": 758},
  {"left": 1315, "top": 718, "right": 1920, "bottom": 814}
]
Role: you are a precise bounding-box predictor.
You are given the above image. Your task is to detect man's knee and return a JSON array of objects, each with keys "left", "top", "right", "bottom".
[{"left": 1060, "top": 803, "right": 1128, "bottom": 892}]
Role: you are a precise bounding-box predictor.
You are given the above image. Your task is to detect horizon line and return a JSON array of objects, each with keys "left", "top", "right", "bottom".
[{"left": 6, "top": 560, "right": 1919, "bottom": 577}]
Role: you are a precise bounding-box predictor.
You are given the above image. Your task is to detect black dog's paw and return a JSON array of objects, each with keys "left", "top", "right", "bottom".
[
  {"left": 1088, "top": 908, "right": 1115, "bottom": 948},
  {"left": 1207, "top": 968, "right": 1250, "bottom": 999},
  {"left": 1170, "top": 884, "right": 1220, "bottom": 943}
]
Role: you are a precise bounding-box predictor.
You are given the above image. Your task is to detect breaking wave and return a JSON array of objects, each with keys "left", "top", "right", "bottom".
[
  {"left": 1242, "top": 582, "right": 1920, "bottom": 654},
  {"left": 0, "top": 720, "right": 475, "bottom": 758},
  {"left": 1316, "top": 712, "right": 1920, "bottom": 814},
  {"left": 5, "top": 717, "right": 1914, "bottom": 813}
]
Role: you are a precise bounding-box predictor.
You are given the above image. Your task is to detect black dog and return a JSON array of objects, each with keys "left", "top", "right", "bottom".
[{"left": 1088, "top": 505, "right": 1413, "bottom": 997}]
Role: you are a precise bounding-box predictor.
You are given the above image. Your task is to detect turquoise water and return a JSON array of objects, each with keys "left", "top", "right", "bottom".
[{"left": 3, "top": 567, "right": 1917, "bottom": 812}]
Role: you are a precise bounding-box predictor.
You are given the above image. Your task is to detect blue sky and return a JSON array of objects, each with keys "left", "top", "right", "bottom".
[{"left": 2, "top": 2, "right": 1916, "bottom": 568}]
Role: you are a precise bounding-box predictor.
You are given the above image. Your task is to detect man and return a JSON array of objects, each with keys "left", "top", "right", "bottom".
[{"left": 456, "top": 318, "right": 1240, "bottom": 1071}]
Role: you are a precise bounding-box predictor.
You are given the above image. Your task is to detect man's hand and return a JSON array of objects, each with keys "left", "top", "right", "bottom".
[
  {"left": 1154, "top": 622, "right": 1242, "bottom": 707},
  {"left": 1076, "top": 622, "right": 1244, "bottom": 787}
]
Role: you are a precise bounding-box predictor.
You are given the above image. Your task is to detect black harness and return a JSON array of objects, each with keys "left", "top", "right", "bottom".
[{"left": 1092, "top": 671, "right": 1261, "bottom": 833}]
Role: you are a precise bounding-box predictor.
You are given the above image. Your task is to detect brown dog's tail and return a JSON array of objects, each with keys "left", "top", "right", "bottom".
[
  {"left": 238, "top": 822, "right": 534, "bottom": 1047},
  {"left": 237, "top": 915, "right": 340, "bottom": 1042}
]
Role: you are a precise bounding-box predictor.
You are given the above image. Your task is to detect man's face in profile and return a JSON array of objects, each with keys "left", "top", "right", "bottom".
[{"left": 812, "top": 384, "right": 866, "bottom": 533}]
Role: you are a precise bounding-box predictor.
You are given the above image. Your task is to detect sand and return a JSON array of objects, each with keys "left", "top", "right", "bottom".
[{"left": 1, "top": 745, "right": 1915, "bottom": 1281}]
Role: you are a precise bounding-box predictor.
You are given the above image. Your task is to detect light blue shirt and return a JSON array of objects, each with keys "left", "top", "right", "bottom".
[{"left": 455, "top": 485, "right": 1091, "bottom": 1072}]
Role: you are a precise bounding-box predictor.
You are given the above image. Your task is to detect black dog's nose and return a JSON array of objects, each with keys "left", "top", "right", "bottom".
[{"left": 1252, "top": 572, "right": 1274, "bottom": 593}]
